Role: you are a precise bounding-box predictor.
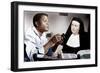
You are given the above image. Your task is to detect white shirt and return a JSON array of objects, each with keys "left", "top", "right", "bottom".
[
  {"left": 66, "top": 34, "right": 80, "bottom": 47},
  {"left": 24, "top": 26, "right": 47, "bottom": 61}
]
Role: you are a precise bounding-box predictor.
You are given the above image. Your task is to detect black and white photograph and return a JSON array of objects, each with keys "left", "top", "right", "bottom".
[
  {"left": 24, "top": 11, "right": 90, "bottom": 62},
  {"left": 11, "top": 1, "right": 97, "bottom": 71}
]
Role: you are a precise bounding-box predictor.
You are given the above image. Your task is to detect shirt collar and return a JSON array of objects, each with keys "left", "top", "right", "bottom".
[{"left": 32, "top": 26, "right": 44, "bottom": 38}]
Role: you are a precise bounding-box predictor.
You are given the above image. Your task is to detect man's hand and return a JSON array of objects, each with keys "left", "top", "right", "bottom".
[{"left": 52, "top": 45, "right": 64, "bottom": 59}]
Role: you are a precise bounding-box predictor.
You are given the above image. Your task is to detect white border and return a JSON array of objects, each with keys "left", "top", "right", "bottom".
[{"left": 18, "top": 5, "right": 96, "bottom": 69}]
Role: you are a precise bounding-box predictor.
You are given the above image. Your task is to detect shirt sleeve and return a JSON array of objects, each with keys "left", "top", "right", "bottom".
[
  {"left": 24, "top": 29, "right": 37, "bottom": 61},
  {"left": 24, "top": 28, "right": 48, "bottom": 61},
  {"left": 25, "top": 41, "right": 37, "bottom": 61}
]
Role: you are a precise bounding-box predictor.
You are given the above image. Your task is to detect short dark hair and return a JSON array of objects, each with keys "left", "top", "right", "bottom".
[{"left": 33, "top": 13, "right": 48, "bottom": 27}]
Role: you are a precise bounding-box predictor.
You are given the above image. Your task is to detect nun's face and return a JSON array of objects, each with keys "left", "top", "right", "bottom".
[{"left": 71, "top": 20, "right": 80, "bottom": 35}]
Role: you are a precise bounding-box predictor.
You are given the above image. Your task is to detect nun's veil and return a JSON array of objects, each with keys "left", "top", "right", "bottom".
[{"left": 63, "top": 17, "right": 85, "bottom": 46}]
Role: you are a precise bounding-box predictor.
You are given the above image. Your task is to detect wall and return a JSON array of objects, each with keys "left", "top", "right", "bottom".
[
  {"left": 0, "top": 0, "right": 99, "bottom": 73},
  {"left": 24, "top": 11, "right": 89, "bottom": 35},
  {"left": 24, "top": 11, "right": 68, "bottom": 34}
]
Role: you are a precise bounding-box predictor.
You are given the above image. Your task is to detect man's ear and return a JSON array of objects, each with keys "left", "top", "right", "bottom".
[{"left": 35, "top": 22, "right": 38, "bottom": 27}]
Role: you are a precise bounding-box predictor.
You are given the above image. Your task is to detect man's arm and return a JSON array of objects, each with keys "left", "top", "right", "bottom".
[{"left": 43, "top": 40, "right": 54, "bottom": 54}]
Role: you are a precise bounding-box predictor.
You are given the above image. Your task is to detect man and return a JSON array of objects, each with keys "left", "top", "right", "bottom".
[{"left": 24, "top": 13, "right": 62, "bottom": 61}]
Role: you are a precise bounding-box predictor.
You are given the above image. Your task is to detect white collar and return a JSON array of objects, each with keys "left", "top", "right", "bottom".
[
  {"left": 32, "top": 26, "right": 45, "bottom": 38},
  {"left": 67, "top": 34, "right": 80, "bottom": 47}
]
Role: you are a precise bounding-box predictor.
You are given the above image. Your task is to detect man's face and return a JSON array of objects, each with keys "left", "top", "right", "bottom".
[
  {"left": 71, "top": 20, "right": 80, "bottom": 35},
  {"left": 37, "top": 15, "right": 49, "bottom": 32}
]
